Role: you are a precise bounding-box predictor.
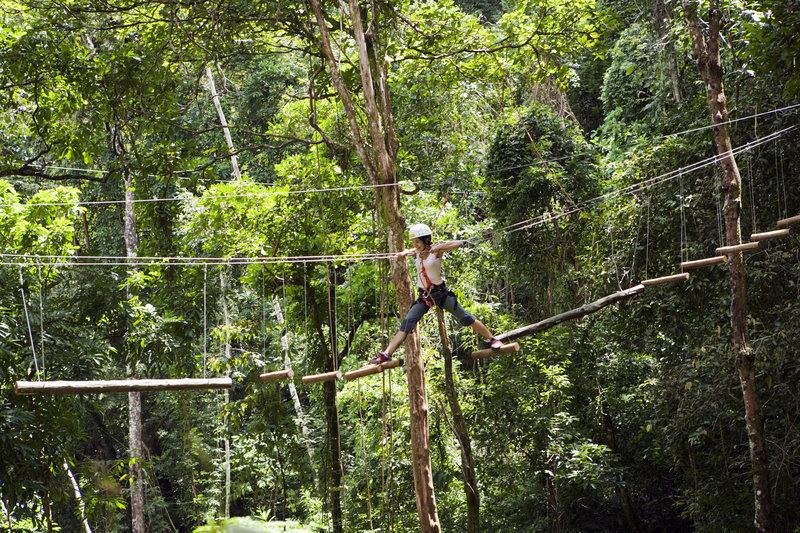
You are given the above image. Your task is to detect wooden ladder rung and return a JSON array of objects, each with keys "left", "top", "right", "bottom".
[
  {"left": 640, "top": 273, "right": 690, "bottom": 287},
  {"left": 15, "top": 377, "right": 232, "bottom": 395},
  {"left": 715, "top": 242, "right": 760, "bottom": 254},
  {"left": 344, "top": 359, "right": 404, "bottom": 381},
  {"left": 301, "top": 370, "right": 342, "bottom": 384},
  {"left": 777, "top": 214, "right": 800, "bottom": 228},
  {"left": 259, "top": 369, "right": 294, "bottom": 382},
  {"left": 681, "top": 256, "right": 727, "bottom": 269},
  {"left": 751, "top": 229, "right": 791, "bottom": 241},
  {"left": 471, "top": 342, "right": 520, "bottom": 360}
]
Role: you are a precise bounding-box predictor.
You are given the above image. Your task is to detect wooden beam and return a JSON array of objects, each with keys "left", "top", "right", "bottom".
[
  {"left": 681, "top": 255, "right": 727, "bottom": 269},
  {"left": 344, "top": 358, "right": 404, "bottom": 381},
  {"left": 301, "top": 370, "right": 342, "bottom": 384},
  {"left": 471, "top": 343, "right": 520, "bottom": 360},
  {"left": 777, "top": 214, "right": 800, "bottom": 228},
  {"left": 259, "top": 369, "right": 294, "bottom": 382},
  {"left": 497, "top": 284, "right": 646, "bottom": 343},
  {"left": 715, "top": 242, "right": 760, "bottom": 254},
  {"left": 15, "top": 377, "right": 232, "bottom": 395},
  {"left": 641, "top": 273, "right": 690, "bottom": 286},
  {"left": 750, "top": 229, "right": 791, "bottom": 241}
]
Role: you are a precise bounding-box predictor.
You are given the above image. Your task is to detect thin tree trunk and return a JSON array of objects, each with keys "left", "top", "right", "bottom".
[
  {"left": 123, "top": 166, "right": 145, "bottom": 533},
  {"left": 652, "top": 0, "right": 682, "bottom": 102},
  {"left": 306, "top": 281, "right": 344, "bottom": 533},
  {"left": 206, "top": 66, "right": 241, "bottom": 180},
  {"left": 434, "top": 308, "right": 480, "bottom": 533},
  {"left": 272, "top": 296, "right": 319, "bottom": 489},
  {"left": 308, "top": 1, "right": 440, "bottom": 529},
  {"left": 63, "top": 460, "right": 93, "bottom": 533},
  {"left": 684, "top": 2, "right": 773, "bottom": 531},
  {"left": 600, "top": 400, "right": 642, "bottom": 533},
  {"left": 220, "top": 270, "right": 231, "bottom": 519}
]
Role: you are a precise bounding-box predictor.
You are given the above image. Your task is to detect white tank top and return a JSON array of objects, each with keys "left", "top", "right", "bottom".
[{"left": 415, "top": 252, "right": 443, "bottom": 289}]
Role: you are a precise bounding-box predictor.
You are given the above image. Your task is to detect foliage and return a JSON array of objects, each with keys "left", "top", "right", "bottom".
[{"left": 1, "top": 0, "right": 799, "bottom": 531}]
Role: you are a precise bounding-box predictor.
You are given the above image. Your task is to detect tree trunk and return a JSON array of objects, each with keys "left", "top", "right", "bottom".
[
  {"left": 435, "top": 308, "right": 480, "bottom": 533},
  {"left": 64, "top": 460, "right": 93, "bottom": 533},
  {"left": 220, "top": 270, "right": 231, "bottom": 519},
  {"left": 272, "top": 296, "right": 319, "bottom": 489},
  {"left": 205, "top": 66, "right": 241, "bottom": 180},
  {"left": 306, "top": 279, "right": 344, "bottom": 533},
  {"left": 600, "top": 400, "right": 642, "bottom": 533},
  {"left": 123, "top": 167, "right": 145, "bottom": 533},
  {"left": 684, "top": 2, "right": 773, "bottom": 531},
  {"left": 652, "top": 0, "right": 682, "bottom": 102},
  {"left": 309, "top": 1, "right": 440, "bottom": 529}
]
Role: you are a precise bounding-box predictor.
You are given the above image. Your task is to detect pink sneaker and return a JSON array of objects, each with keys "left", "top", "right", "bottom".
[
  {"left": 370, "top": 352, "right": 392, "bottom": 365},
  {"left": 487, "top": 338, "right": 503, "bottom": 349}
]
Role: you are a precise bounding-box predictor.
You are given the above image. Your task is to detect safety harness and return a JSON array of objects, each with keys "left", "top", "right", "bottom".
[{"left": 418, "top": 255, "right": 437, "bottom": 308}]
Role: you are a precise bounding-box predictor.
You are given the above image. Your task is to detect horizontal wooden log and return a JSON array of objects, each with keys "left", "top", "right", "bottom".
[
  {"left": 15, "top": 377, "right": 232, "bottom": 395},
  {"left": 641, "top": 273, "right": 690, "bottom": 286},
  {"left": 497, "top": 284, "right": 646, "bottom": 343},
  {"left": 777, "top": 214, "right": 800, "bottom": 228},
  {"left": 750, "top": 229, "right": 791, "bottom": 241},
  {"left": 301, "top": 370, "right": 343, "bottom": 384},
  {"left": 259, "top": 369, "right": 294, "bottom": 382},
  {"left": 680, "top": 255, "right": 727, "bottom": 269},
  {"left": 715, "top": 242, "right": 760, "bottom": 254},
  {"left": 344, "top": 358, "right": 404, "bottom": 381},
  {"left": 471, "top": 343, "right": 520, "bottom": 360}
]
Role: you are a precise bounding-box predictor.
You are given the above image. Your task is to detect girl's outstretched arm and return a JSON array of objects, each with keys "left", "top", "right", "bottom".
[{"left": 431, "top": 240, "right": 465, "bottom": 257}]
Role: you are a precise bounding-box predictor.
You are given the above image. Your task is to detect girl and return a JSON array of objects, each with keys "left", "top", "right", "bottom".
[{"left": 371, "top": 223, "right": 503, "bottom": 364}]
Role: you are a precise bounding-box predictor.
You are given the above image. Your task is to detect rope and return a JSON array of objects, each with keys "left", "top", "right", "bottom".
[
  {"left": 715, "top": 167, "right": 724, "bottom": 246},
  {"left": 748, "top": 155, "right": 757, "bottom": 233},
  {"left": 18, "top": 267, "right": 41, "bottom": 379},
  {"left": 37, "top": 265, "right": 46, "bottom": 378},
  {"left": 14, "top": 102, "right": 799, "bottom": 187},
  {"left": 679, "top": 172, "right": 687, "bottom": 264},
  {"left": 203, "top": 265, "right": 208, "bottom": 378},
  {"left": 357, "top": 380, "right": 375, "bottom": 531},
  {"left": 494, "top": 125, "right": 796, "bottom": 238},
  {"left": 3, "top": 180, "right": 434, "bottom": 209}
]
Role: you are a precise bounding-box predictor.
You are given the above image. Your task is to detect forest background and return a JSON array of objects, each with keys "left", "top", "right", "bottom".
[{"left": 1, "top": 0, "right": 799, "bottom": 531}]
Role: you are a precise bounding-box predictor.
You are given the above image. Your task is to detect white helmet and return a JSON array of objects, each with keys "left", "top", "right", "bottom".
[{"left": 408, "top": 223, "right": 432, "bottom": 240}]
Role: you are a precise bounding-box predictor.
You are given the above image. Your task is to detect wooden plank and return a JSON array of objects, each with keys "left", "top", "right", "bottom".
[
  {"left": 496, "top": 284, "right": 646, "bottom": 343},
  {"left": 15, "top": 377, "right": 232, "bottom": 395},
  {"left": 641, "top": 273, "right": 690, "bottom": 286},
  {"left": 681, "top": 255, "right": 727, "bottom": 269},
  {"left": 259, "top": 369, "right": 294, "bottom": 382},
  {"left": 750, "top": 229, "right": 791, "bottom": 241},
  {"left": 344, "top": 358, "right": 404, "bottom": 381},
  {"left": 301, "top": 370, "right": 342, "bottom": 384},
  {"left": 777, "top": 214, "right": 800, "bottom": 228},
  {"left": 715, "top": 242, "right": 760, "bottom": 254},
  {"left": 471, "top": 343, "right": 520, "bottom": 360}
]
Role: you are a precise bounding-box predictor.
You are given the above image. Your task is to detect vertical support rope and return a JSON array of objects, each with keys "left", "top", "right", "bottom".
[
  {"left": 631, "top": 196, "right": 645, "bottom": 287},
  {"left": 779, "top": 143, "right": 787, "bottom": 218},
  {"left": 715, "top": 167, "right": 724, "bottom": 246},
  {"left": 645, "top": 193, "right": 651, "bottom": 279},
  {"left": 203, "top": 265, "right": 208, "bottom": 378},
  {"left": 37, "top": 264, "right": 45, "bottom": 379},
  {"left": 679, "top": 171, "right": 687, "bottom": 264},
  {"left": 19, "top": 267, "right": 40, "bottom": 378},
  {"left": 303, "top": 261, "right": 309, "bottom": 376},
  {"left": 357, "top": 380, "right": 374, "bottom": 531},
  {"left": 748, "top": 156, "right": 757, "bottom": 233}
]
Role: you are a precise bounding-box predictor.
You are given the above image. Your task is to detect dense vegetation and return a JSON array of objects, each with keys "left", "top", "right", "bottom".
[{"left": 1, "top": 0, "right": 798, "bottom": 531}]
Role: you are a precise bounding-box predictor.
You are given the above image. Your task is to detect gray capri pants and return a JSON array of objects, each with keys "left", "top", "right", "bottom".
[{"left": 399, "top": 282, "right": 475, "bottom": 333}]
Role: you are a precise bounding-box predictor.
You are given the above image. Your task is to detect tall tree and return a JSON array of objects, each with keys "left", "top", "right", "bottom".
[
  {"left": 684, "top": 1, "right": 773, "bottom": 531},
  {"left": 307, "top": 1, "right": 440, "bottom": 529}
]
